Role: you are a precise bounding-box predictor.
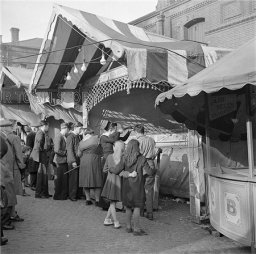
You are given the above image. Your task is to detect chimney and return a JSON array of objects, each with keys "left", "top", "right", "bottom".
[{"left": 10, "top": 27, "right": 19, "bottom": 42}]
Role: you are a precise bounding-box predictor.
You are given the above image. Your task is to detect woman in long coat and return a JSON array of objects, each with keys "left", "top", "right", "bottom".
[
  {"left": 78, "top": 129, "right": 103, "bottom": 205},
  {"left": 110, "top": 139, "right": 155, "bottom": 236}
]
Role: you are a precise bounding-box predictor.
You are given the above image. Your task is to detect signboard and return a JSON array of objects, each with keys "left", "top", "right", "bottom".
[
  {"left": 224, "top": 192, "right": 241, "bottom": 225},
  {"left": 208, "top": 94, "right": 237, "bottom": 120},
  {"left": 0, "top": 88, "right": 29, "bottom": 104}
]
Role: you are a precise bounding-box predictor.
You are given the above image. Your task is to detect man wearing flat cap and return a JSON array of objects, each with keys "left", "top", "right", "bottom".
[
  {"left": 30, "top": 120, "right": 51, "bottom": 198},
  {"left": 66, "top": 122, "right": 83, "bottom": 201},
  {"left": 53, "top": 122, "right": 69, "bottom": 200}
]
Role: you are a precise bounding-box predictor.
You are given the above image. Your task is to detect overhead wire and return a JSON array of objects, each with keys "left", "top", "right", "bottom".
[{"left": 4, "top": 15, "right": 206, "bottom": 69}]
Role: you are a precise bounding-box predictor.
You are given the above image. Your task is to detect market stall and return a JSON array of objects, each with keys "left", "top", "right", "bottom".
[
  {"left": 0, "top": 66, "right": 41, "bottom": 125},
  {"left": 156, "top": 38, "right": 256, "bottom": 250},
  {"left": 0, "top": 66, "right": 82, "bottom": 140},
  {"left": 29, "top": 5, "right": 231, "bottom": 198}
]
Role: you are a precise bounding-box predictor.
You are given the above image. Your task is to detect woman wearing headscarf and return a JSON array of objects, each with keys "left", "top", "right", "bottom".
[
  {"left": 101, "top": 141, "right": 137, "bottom": 228},
  {"left": 99, "top": 121, "right": 131, "bottom": 210},
  {"left": 110, "top": 139, "right": 156, "bottom": 236},
  {"left": 78, "top": 128, "right": 103, "bottom": 205}
]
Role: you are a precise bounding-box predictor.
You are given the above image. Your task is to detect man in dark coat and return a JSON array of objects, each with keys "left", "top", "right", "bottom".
[
  {"left": 53, "top": 122, "right": 69, "bottom": 200},
  {"left": 134, "top": 124, "right": 157, "bottom": 221},
  {"left": 66, "top": 122, "right": 83, "bottom": 201},
  {"left": 0, "top": 119, "right": 26, "bottom": 229},
  {"left": 30, "top": 120, "right": 50, "bottom": 198},
  {"left": 25, "top": 126, "right": 36, "bottom": 150}
]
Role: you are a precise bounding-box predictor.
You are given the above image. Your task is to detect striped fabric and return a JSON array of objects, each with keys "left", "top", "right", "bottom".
[{"left": 30, "top": 5, "right": 211, "bottom": 93}]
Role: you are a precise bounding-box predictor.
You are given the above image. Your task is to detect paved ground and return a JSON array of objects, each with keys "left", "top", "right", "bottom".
[{"left": 2, "top": 181, "right": 251, "bottom": 254}]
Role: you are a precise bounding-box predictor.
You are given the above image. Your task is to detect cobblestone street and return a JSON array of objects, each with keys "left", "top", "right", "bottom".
[{"left": 1, "top": 181, "right": 250, "bottom": 254}]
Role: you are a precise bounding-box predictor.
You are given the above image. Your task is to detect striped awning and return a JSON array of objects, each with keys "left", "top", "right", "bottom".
[
  {"left": 156, "top": 38, "right": 256, "bottom": 138},
  {"left": 30, "top": 4, "right": 231, "bottom": 98}
]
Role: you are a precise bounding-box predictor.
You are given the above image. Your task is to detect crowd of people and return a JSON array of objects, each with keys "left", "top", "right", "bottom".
[{"left": 0, "top": 117, "right": 162, "bottom": 245}]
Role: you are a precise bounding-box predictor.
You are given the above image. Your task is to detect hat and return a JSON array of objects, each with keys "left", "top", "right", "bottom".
[
  {"left": 60, "top": 122, "right": 69, "bottom": 129},
  {"left": 83, "top": 128, "right": 94, "bottom": 135},
  {"left": 0, "top": 118, "right": 13, "bottom": 127},
  {"left": 33, "top": 120, "right": 48, "bottom": 127},
  {"left": 24, "top": 126, "right": 32, "bottom": 132},
  {"left": 73, "top": 122, "right": 83, "bottom": 128},
  {"left": 101, "top": 120, "right": 111, "bottom": 131}
]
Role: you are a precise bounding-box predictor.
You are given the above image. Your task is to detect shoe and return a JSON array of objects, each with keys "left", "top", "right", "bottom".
[
  {"left": 114, "top": 221, "right": 121, "bottom": 229},
  {"left": 95, "top": 201, "right": 99, "bottom": 207},
  {"left": 35, "top": 195, "right": 48, "bottom": 199},
  {"left": 85, "top": 200, "right": 93, "bottom": 205},
  {"left": 133, "top": 229, "right": 148, "bottom": 236},
  {"left": 70, "top": 198, "right": 77, "bottom": 201},
  {"left": 3, "top": 224, "right": 15, "bottom": 230},
  {"left": 25, "top": 184, "right": 30, "bottom": 187},
  {"left": 31, "top": 187, "right": 36, "bottom": 191},
  {"left": 126, "top": 228, "right": 133, "bottom": 233},
  {"left": 104, "top": 218, "right": 113, "bottom": 226},
  {"left": 10, "top": 215, "right": 24, "bottom": 222},
  {"left": 146, "top": 212, "right": 153, "bottom": 220},
  {"left": 22, "top": 191, "right": 31, "bottom": 197},
  {"left": 46, "top": 194, "right": 53, "bottom": 198},
  {"left": 0, "top": 237, "right": 8, "bottom": 245}
]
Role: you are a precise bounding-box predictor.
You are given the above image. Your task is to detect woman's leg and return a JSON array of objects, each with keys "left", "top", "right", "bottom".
[
  {"left": 105, "top": 206, "right": 112, "bottom": 220},
  {"left": 133, "top": 207, "right": 141, "bottom": 232},
  {"left": 94, "top": 188, "right": 101, "bottom": 202},
  {"left": 84, "top": 188, "right": 91, "bottom": 201},
  {"left": 109, "top": 202, "right": 118, "bottom": 222},
  {"left": 125, "top": 207, "right": 132, "bottom": 230}
]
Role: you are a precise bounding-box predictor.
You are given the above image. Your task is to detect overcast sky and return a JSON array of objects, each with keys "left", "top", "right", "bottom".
[{"left": 0, "top": 0, "right": 157, "bottom": 42}]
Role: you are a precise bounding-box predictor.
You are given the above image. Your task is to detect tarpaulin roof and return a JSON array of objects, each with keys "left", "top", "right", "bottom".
[
  {"left": 0, "top": 66, "right": 33, "bottom": 89},
  {"left": 156, "top": 38, "right": 256, "bottom": 138},
  {"left": 30, "top": 4, "right": 231, "bottom": 94},
  {"left": 0, "top": 104, "right": 41, "bottom": 125}
]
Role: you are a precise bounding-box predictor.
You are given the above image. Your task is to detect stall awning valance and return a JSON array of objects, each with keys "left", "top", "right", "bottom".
[{"left": 30, "top": 4, "right": 231, "bottom": 94}]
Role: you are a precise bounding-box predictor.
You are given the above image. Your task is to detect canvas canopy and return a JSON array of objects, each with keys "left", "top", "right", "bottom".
[
  {"left": 0, "top": 66, "right": 81, "bottom": 124},
  {"left": 156, "top": 38, "right": 256, "bottom": 138},
  {"left": 29, "top": 4, "right": 231, "bottom": 113}
]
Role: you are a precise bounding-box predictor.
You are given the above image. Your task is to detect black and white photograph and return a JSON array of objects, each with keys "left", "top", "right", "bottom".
[{"left": 0, "top": 0, "right": 256, "bottom": 253}]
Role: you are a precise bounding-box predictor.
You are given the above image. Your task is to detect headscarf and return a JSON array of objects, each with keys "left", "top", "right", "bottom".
[
  {"left": 112, "top": 141, "right": 125, "bottom": 165},
  {"left": 124, "top": 139, "right": 141, "bottom": 168}
]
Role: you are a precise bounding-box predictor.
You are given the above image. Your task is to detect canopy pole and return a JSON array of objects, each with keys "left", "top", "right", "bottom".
[
  {"left": 82, "top": 92, "right": 89, "bottom": 128},
  {"left": 204, "top": 93, "right": 211, "bottom": 217},
  {"left": 245, "top": 85, "right": 256, "bottom": 252}
]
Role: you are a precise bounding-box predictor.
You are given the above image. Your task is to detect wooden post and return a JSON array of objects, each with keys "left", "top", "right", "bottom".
[
  {"left": 153, "top": 151, "right": 161, "bottom": 211},
  {"left": 188, "top": 130, "right": 201, "bottom": 223},
  {"left": 82, "top": 92, "right": 88, "bottom": 128},
  {"left": 205, "top": 94, "right": 211, "bottom": 217},
  {"left": 245, "top": 85, "right": 256, "bottom": 252}
]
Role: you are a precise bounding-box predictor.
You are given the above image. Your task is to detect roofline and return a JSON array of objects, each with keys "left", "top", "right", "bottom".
[
  {"left": 129, "top": 10, "right": 158, "bottom": 25},
  {"left": 129, "top": 0, "right": 191, "bottom": 25}
]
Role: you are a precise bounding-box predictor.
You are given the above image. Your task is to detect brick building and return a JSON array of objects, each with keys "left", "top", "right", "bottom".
[
  {"left": 0, "top": 28, "right": 46, "bottom": 69},
  {"left": 130, "top": 0, "right": 256, "bottom": 48}
]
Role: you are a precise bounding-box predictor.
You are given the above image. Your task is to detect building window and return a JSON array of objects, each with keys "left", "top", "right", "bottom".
[{"left": 184, "top": 18, "right": 205, "bottom": 43}]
